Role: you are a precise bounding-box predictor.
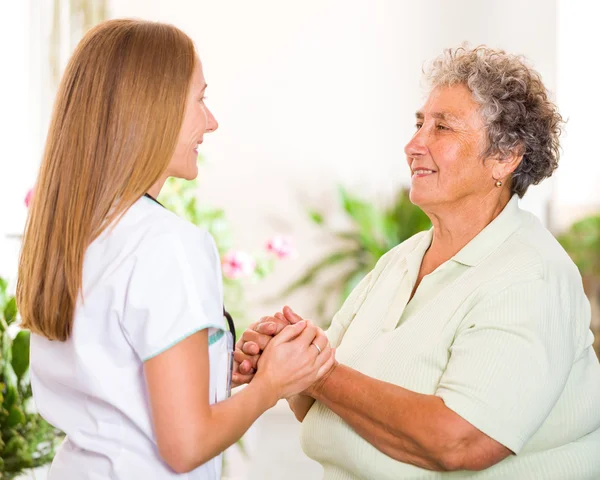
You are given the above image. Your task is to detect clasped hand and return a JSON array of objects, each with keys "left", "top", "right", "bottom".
[{"left": 231, "top": 306, "right": 336, "bottom": 400}]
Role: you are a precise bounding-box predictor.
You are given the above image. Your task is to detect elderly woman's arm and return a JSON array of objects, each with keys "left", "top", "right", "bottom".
[
  {"left": 287, "top": 394, "right": 316, "bottom": 422},
  {"left": 257, "top": 309, "right": 508, "bottom": 471},
  {"left": 305, "top": 363, "right": 510, "bottom": 472}
]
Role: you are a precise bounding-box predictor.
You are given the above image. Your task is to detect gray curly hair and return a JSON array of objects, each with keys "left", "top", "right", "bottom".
[{"left": 424, "top": 46, "right": 564, "bottom": 198}]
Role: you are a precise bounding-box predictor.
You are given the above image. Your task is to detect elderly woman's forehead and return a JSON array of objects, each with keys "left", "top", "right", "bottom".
[{"left": 416, "top": 85, "right": 481, "bottom": 121}]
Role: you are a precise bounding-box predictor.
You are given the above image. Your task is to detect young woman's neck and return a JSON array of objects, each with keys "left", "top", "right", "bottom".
[{"left": 147, "top": 175, "right": 168, "bottom": 199}]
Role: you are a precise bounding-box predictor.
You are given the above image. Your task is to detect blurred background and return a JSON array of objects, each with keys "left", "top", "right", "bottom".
[{"left": 0, "top": 1, "right": 599, "bottom": 479}]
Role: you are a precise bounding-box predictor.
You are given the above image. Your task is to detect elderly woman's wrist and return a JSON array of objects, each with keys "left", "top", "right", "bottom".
[{"left": 308, "top": 361, "right": 339, "bottom": 399}]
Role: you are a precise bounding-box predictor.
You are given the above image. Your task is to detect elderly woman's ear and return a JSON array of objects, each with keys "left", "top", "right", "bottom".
[{"left": 490, "top": 147, "right": 524, "bottom": 186}]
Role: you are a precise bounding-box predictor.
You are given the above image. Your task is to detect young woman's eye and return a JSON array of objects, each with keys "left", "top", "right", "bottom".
[{"left": 199, "top": 96, "right": 207, "bottom": 103}]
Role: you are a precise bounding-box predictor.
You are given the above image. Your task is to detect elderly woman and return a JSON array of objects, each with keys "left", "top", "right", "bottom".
[{"left": 234, "top": 47, "right": 600, "bottom": 479}]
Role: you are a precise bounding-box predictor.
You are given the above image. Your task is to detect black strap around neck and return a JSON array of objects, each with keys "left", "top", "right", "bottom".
[{"left": 143, "top": 192, "right": 165, "bottom": 208}]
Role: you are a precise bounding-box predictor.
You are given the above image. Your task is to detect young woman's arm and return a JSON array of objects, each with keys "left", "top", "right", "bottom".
[{"left": 145, "top": 321, "right": 334, "bottom": 473}]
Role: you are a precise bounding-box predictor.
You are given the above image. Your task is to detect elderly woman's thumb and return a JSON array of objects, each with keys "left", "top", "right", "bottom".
[{"left": 282, "top": 306, "right": 304, "bottom": 324}]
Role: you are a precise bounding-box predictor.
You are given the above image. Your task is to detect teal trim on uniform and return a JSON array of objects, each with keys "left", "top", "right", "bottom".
[
  {"left": 208, "top": 330, "right": 225, "bottom": 346},
  {"left": 142, "top": 324, "right": 225, "bottom": 361}
]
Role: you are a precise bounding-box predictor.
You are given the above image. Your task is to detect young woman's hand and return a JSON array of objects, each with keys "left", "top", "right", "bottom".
[{"left": 254, "top": 321, "right": 335, "bottom": 400}]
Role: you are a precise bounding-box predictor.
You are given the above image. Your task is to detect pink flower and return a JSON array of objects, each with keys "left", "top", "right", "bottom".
[
  {"left": 222, "top": 251, "right": 256, "bottom": 279},
  {"left": 25, "top": 188, "right": 34, "bottom": 208},
  {"left": 266, "top": 235, "right": 296, "bottom": 259}
]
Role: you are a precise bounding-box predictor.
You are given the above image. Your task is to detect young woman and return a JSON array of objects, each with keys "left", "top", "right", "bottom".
[{"left": 17, "top": 19, "right": 334, "bottom": 480}]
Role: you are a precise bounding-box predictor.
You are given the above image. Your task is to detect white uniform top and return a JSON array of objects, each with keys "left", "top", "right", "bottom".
[{"left": 30, "top": 195, "right": 229, "bottom": 480}]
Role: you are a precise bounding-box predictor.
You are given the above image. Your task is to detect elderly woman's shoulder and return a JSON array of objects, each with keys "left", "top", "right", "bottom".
[{"left": 499, "top": 214, "right": 582, "bottom": 285}]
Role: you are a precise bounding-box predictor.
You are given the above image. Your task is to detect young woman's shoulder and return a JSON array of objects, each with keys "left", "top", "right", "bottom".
[
  {"left": 110, "top": 197, "right": 220, "bottom": 272},
  {"left": 141, "top": 198, "right": 215, "bottom": 246}
]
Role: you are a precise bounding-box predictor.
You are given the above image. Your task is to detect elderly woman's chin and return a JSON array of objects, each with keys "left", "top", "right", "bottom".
[{"left": 407, "top": 183, "right": 439, "bottom": 209}]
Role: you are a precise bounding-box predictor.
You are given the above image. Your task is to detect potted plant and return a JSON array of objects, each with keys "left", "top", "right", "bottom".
[{"left": 0, "top": 277, "right": 62, "bottom": 479}]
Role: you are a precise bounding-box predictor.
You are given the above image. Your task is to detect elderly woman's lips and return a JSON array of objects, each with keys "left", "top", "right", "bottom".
[{"left": 412, "top": 169, "right": 436, "bottom": 177}]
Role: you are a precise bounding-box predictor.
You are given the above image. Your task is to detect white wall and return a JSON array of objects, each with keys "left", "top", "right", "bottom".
[
  {"left": 106, "top": 0, "right": 558, "bottom": 323},
  {"left": 0, "top": 0, "right": 43, "bottom": 279},
  {"left": 553, "top": 0, "right": 600, "bottom": 230}
]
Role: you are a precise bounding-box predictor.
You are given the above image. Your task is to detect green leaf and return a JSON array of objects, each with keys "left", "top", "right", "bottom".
[
  {"left": 4, "top": 298, "right": 17, "bottom": 326},
  {"left": 3, "top": 385, "right": 18, "bottom": 409},
  {"left": 11, "top": 331, "right": 30, "bottom": 381},
  {"left": 2, "top": 332, "right": 18, "bottom": 388},
  {"left": 3, "top": 433, "right": 26, "bottom": 456},
  {"left": 0, "top": 277, "right": 8, "bottom": 302},
  {"left": 308, "top": 210, "right": 324, "bottom": 225},
  {"left": 558, "top": 214, "right": 600, "bottom": 277},
  {"left": 5, "top": 406, "right": 25, "bottom": 428}
]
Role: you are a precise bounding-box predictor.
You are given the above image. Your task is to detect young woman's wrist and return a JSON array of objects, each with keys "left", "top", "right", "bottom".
[{"left": 248, "top": 372, "right": 280, "bottom": 410}]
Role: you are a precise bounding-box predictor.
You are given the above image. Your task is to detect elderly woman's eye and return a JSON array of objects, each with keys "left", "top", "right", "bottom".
[
  {"left": 415, "top": 122, "right": 423, "bottom": 130},
  {"left": 437, "top": 124, "right": 449, "bottom": 131}
]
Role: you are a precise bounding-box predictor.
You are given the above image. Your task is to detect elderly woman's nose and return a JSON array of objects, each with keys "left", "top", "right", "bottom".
[{"left": 404, "top": 131, "right": 428, "bottom": 157}]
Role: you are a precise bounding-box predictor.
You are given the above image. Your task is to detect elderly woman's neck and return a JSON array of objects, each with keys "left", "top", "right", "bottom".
[{"left": 426, "top": 191, "right": 512, "bottom": 262}]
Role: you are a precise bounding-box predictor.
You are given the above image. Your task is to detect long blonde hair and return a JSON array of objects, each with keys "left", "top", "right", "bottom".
[{"left": 17, "top": 19, "right": 196, "bottom": 341}]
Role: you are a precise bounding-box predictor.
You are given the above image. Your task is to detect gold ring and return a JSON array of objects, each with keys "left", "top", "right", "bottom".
[{"left": 312, "top": 343, "right": 322, "bottom": 354}]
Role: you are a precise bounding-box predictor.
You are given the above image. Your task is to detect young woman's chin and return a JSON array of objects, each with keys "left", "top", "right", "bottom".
[{"left": 173, "top": 162, "right": 199, "bottom": 181}]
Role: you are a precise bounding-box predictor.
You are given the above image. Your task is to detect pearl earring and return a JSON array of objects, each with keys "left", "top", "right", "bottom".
[{"left": 495, "top": 180, "right": 503, "bottom": 188}]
